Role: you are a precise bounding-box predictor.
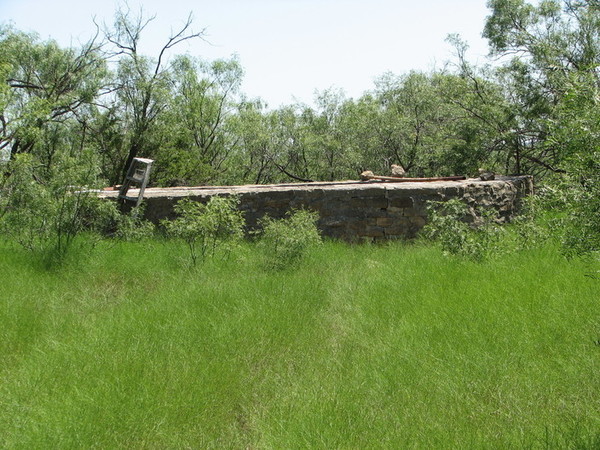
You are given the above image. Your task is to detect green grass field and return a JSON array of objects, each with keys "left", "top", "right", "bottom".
[{"left": 1, "top": 239, "right": 598, "bottom": 448}]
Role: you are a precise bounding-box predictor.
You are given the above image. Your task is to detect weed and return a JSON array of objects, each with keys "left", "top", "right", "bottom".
[
  {"left": 420, "top": 198, "right": 505, "bottom": 260},
  {"left": 258, "top": 208, "right": 322, "bottom": 269},
  {"left": 162, "top": 195, "right": 244, "bottom": 266}
]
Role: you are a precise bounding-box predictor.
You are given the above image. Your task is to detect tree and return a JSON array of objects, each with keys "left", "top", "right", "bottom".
[
  {"left": 334, "top": 93, "right": 385, "bottom": 175},
  {"left": 227, "top": 100, "right": 278, "bottom": 184},
  {"left": 484, "top": 0, "right": 600, "bottom": 253},
  {"left": 0, "top": 150, "right": 114, "bottom": 263},
  {"left": 373, "top": 72, "right": 453, "bottom": 176},
  {"left": 104, "top": 6, "right": 205, "bottom": 180},
  {"left": 543, "top": 71, "right": 600, "bottom": 255},
  {"left": 162, "top": 195, "right": 244, "bottom": 266},
  {"left": 303, "top": 88, "right": 358, "bottom": 181},
  {"left": 0, "top": 25, "right": 106, "bottom": 166},
  {"left": 483, "top": 0, "right": 600, "bottom": 175},
  {"left": 152, "top": 55, "right": 243, "bottom": 186},
  {"left": 436, "top": 37, "right": 517, "bottom": 175}
]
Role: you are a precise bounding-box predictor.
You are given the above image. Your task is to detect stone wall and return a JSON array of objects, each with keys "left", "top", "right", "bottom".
[{"left": 101, "top": 175, "right": 534, "bottom": 241}]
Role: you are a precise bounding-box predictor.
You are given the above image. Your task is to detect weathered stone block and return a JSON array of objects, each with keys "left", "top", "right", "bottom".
[
  {"left": 350, "top": 196, "right": 388, "bottom": 209},
  {"left": 387, "top": 206, "right": 404, "bottom": 214},
  {"left": 388, "top": 196, "right": 413, "bottom": 209},
  {"left": 376, "top": 217, "right": 395, "bottom": 227},
  {"left": 409, "top": 216, "right": 427, "bottom": 228},
  {"left": 321, "top": 218, "right": 346, "bottom": 228},
  {"left": 360, "top": 226, "right": 385, "bottom": 237},
  {"left": 384, "top": 224, "right": 411, "bottom": 236},
  {"left": 403, "top": 207, "right": 427, "bottom": 217}
]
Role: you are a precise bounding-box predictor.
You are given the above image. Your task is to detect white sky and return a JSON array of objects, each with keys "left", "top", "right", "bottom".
[{"left": 0, "top": 0, "right": 492, "bottom": 108}]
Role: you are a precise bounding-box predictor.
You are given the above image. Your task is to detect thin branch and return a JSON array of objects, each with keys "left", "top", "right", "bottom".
[
  {"left": 154, "top": 13, "right": 207, "bottom": 76},
  {"left": 7, "top": 79, "right": 43, "bottom": 90},
  {"left": 522, "top": 153, "right": 567, "bottom": 173},
  {"left": 271, "top": 158, "right": 314, "bottom": 182}
]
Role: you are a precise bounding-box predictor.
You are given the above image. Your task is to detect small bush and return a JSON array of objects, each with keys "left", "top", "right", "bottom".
[
  {"left": 0, "top": 153, "right": 114, "bottom": 264},
  {"left": 113, "top": 205, "right": 156, "bottom": 242},
  {"left": 162, "top": 195, "right": 244, "bottom": 266},
  {"left": 536, "top": 166, "right": 600, "bottom": 259},
  {"left": 258, "top": 209, "right": 322, "bottom": 269},
  {"left": 420, "top": 199, "right": 505, "bottom": 261},
  {"left": 82, "top": 201, "right": 156, "bottom": 242},
  {"left": 508, "top": 194, "right": 552, "bottom": 251}
]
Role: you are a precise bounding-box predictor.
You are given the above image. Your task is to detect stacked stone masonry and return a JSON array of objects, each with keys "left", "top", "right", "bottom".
[{"left": 101, "top": 176, "right": 534, "bottom": 241}]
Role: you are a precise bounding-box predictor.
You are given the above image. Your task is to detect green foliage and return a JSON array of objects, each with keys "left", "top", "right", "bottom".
[
  {"left": 421, "top": 199, "right": 505, "bottom": 261},
  {"left": 482, "top": 0, "right": 600, "bottom": 177},
  {"left": 162, "top": 195, "right": 244, "bottom": 265},
  {"left": 421, "top": 196, "right": 554, "bottom": 260},
  {"left": 538, "top": 73, "right": 600, "bottom": 258},
  {"left": 374, "top": 72, "right": 449, "bottom": 176},
  {"left": 560, "top": 165, "right": 600, "bottom": 258},
  {"left": 535, "top": 170, "right": 600, "bottom": 259},
  {"left": 507, "top": 194, "right": 552, "bottom": 250},
  {"left": 112, "top": 205, "right": 156, "bottom": 242},
  {"left": 258, "top": 208, "right": 322, "bottom": 269},
  {"left": 0, "top": 26, "right": 106, "bottom": 157},
  {"left": 161, "top": 55, "right": 243, "bottom": 184},
  {"left": 152, "top": 146, "right": 214, "bottom": 187},
  {"left": 0, "top": 153, "right": 112, "bottom": 263}
]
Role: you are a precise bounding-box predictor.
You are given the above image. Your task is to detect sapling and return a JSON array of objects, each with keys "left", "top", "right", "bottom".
[
  {"left": 258, "top": 208, "right": 322, "bottom": 270},
  {"left": 162, "top": 195, "right": 244, "bottom": 266}
]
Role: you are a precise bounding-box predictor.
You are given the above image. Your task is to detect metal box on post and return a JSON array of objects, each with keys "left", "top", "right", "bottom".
[{"left": 118, "top": 158, "right": 154, "bottom": 208}]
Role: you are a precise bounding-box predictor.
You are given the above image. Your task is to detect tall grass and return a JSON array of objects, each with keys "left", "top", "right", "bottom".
[{"left": 0, "top": 238, "right": 598, "bottom": 448}]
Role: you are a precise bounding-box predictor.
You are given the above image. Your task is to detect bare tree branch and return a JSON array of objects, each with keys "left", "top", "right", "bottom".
[{"left": 155, "top": 13, "right": 207, "bottom": 77}]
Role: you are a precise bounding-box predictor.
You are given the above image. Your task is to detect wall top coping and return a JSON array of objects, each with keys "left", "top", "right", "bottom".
[{"left": 99, "top": 175, "right": 533, "bottom": 199}]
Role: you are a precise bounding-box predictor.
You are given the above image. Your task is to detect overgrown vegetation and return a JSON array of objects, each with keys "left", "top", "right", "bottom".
[
  {"left": 258, "top": 208, "right": 322, "bottom": 269},
  {"left": 1, "top": 1, "right": 600, "bottom": 446},
  {"left": 0, "top": 238, "right": 598, "bottom": 447},
  {"left": 419, "top": 195, "right": 555, "bottom": 261},
  {"left": 421, "top": 199, "right": 505, "bottom": 261},
  {"left": 0, "top": 152, "right": 113, "bottom": 264},
  {"left": 2, "top": 0, "right": 600, "bottom": 258},
  {"left": 162, "top": 196, "right": 244, "bottom": 266},
  {"left": 111, "top": 205, "right": 156, "bottom": 242}
]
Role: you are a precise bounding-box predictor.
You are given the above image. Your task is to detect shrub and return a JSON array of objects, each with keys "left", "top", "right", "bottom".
[
  {"left": 258, "top": 208, "right": 322, "bottom": 269},
  {"left": 162, "top": 195, "right": 244, "bottom": 266},
  {"left": 420, "top": 199, "right": 505, "bottom": 261},
  {"left": 0, "top": 153, "right": 114, "bottom": 263},
  {"left": 112, "top": 205, "right": 156, "bottom": 242},
  {"left": 508, "top": 193, "right": 552, "bottom": 251},
  {"left": 547, "top": 165, "right": 600, "bottom": 259}
]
